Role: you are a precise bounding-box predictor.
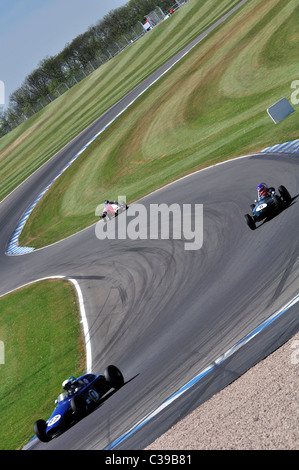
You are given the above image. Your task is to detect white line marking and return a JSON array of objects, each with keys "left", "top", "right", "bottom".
[
  {"left": 69, "top": 278, "right": 92, "bottom": 373},
  {"left": 0, "top": 276, "right": 92, "bottom": 373}
]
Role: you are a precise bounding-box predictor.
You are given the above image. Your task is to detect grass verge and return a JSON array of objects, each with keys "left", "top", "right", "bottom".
[
  {"left": 0, "top": 0, "right": 241, "bottom": 203},
  {"left": 19, "top": 0, "right": 299, "bottom": 249},
  {"left": 0, "top": 280, "right": 86, "bottom": 450}
]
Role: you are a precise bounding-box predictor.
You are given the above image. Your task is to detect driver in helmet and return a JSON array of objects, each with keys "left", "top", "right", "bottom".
[
  {"left": 104, "top": 199, "right": 119, "bottom": 207},
  {"left": 62, "top": 376, "right": 77, "bottom": 395},
  {"left": 257, "top": 183, "right": 270, "bottom": 201}
]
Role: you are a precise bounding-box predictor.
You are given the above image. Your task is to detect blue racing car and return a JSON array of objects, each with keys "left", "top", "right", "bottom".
[
  {"left": 33, "top": 365, "right": 124, "bottom": 442},
  {"left": 245, "top": 184, "right": 291, "bottom": 230}
]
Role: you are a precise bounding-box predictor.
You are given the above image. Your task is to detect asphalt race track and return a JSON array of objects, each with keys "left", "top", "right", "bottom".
[
  {"left": 0, "top": 0, "right": 298, "bottom": 451},
  {"left": 2, "top": 151, "right": 299, "bottom": 450}
]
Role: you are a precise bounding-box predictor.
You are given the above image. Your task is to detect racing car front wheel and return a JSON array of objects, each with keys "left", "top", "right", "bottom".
[
  {"left": 34, "top": 419, "right": 51, "bottom": 443},
  {"left": 245, "top": 214, "right": 256, "bottom": 230},
  {"left": 104, "top": 365, "right": 124, "bottom": 389}
]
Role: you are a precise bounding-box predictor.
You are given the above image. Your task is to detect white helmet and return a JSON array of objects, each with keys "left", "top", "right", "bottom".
[{"left": 62, "top": 376, "right": 76, "bottom": 391}]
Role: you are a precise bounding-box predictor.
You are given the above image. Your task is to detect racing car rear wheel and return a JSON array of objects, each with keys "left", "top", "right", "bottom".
[
  {"left": 245, "top": 214, "right": 256, "bottom": 230},
  {"left": 273, "top": 194, "right": 282, "bottom": 209},
  {"left": 34, "top": 419, "right": 51, "bottom": 443},
  {"left": 120, "top": 202, "right": 128, "bottom": 211},
  {"left": 71, "top": 395, "right": 88, "bottom": 418},
  {"left": 278, "top": 185, "right": 291, "bottom": 204},
  {"left": 104, "top": 365, "right": 124, "bottom": 389}
]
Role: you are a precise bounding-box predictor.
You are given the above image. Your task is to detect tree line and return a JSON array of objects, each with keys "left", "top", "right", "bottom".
[{"left": 0, "top": 0, "right": 177, "bottom": 137}]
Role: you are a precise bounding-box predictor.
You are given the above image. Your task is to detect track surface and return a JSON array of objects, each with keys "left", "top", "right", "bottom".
[
  {"left": 2, "top": 152, "right": 299, "bottom": 450},
  {"left": 0, "top": 0, "right": 298, "bottom": 450}
]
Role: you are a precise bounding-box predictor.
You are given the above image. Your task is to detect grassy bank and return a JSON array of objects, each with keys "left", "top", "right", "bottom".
[
  {"left": 0, "top": 0, "right": 241, "bottom": 203},
  {"left": 0, "top": 280, "right": 86, "bottom": 449},
  {"left": 19, "top": 0, "right": 299, "bottom": 248}
]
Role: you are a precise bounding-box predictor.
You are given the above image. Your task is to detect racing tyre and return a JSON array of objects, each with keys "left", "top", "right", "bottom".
[
  {"left": 104, "top": 365, "right": 124, "bottom": 389},
  {"left": 34, "top": 419, "right": 51, "bottom": 443},
  {"left": 273, "top": 194, "right": 282, "bottom": 209},
  {"left": 245, "top": 214, "right": 255, "bottom": 230},
  {"left": 278, "top": 185, "right": 291, "bottom": 204},
  {"left": 71, "top": 395, "right": 88, "bottom": 418}
]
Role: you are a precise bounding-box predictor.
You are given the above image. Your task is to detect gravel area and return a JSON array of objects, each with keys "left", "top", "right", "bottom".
[{"left": 146, "top": 333, "right": 299, "bottom": 450}]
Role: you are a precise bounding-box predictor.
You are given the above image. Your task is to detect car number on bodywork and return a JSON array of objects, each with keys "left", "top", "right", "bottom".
[
  {"left": 88, "top": 389, "right": 99, "bottom": 402},
  {"left": 256, "top": 203, "right": 267, "bottom": 211},
  {"left": 48, "top": 415, "right": 61, "bottom": 426}
]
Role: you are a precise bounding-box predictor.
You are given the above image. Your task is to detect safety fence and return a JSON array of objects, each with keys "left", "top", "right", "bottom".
[{"left": 4, "top": 1, "right": 190, "bottom": 128}]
